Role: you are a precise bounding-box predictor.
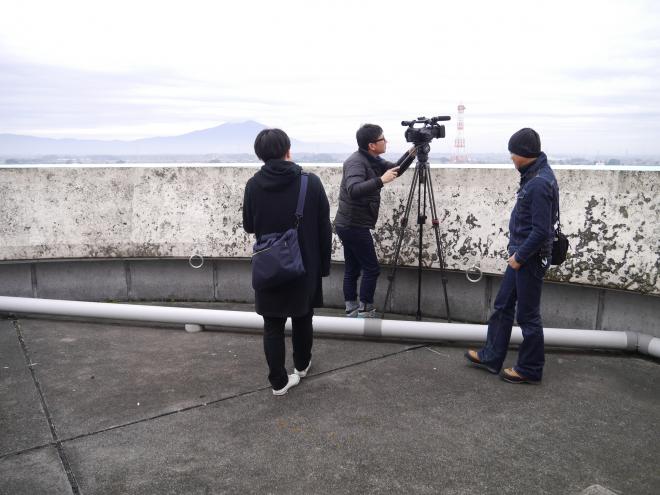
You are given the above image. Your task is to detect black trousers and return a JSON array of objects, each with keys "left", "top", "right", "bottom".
[{"left": 262, "top": 310, "right": 313, "bottom": 390}]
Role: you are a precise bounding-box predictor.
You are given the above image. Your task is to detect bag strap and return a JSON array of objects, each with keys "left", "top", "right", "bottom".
[
  {"left": 534, "top": 169, "right": 561, "bottom": 233},
  {"left": 294, "top": 172, "right": 309, "bottom": 227},
  {"left": 552, "top": 181, "right": 562, "bottom": 233}
]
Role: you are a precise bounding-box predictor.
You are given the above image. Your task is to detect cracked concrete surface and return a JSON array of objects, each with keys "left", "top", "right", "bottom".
[
  {"left": 1, "top": 306, "right": 659, "bottom": 494},
  {"left": 1, "top": 165, "right": 658, "bottom": 293}
]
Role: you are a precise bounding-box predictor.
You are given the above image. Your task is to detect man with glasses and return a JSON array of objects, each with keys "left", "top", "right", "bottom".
[{"left": 334, "top": 123, "right": 416, "bottom": 317}]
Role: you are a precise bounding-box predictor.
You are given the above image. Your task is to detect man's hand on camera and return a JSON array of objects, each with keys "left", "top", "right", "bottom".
[{"left": 381, "top": 166, "right": 399, "bottom": 184}]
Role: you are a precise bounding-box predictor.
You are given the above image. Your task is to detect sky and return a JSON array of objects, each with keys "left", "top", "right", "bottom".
[{"left": 1, "top": 0, "right": 659, "bottom": 155}]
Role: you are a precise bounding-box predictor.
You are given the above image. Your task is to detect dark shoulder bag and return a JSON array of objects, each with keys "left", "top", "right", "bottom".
[
  {"left": 251, "top": 173, "right": 308, "bottom": 291},
  {"left": 551, "top": 183, "right": 569, "bottom": 265}
]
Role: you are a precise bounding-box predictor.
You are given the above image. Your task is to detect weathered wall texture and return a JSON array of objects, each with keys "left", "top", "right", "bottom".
[{"left": 1, "top": 165, "right": 658, "bottom": 294}]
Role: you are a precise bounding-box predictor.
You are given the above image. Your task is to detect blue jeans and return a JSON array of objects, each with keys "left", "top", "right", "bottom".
[
  {"left": 478, "top": 256, "right": 549, "bottom": 381},
  {"left": 335, "top": 226, "right": 380, "bottom": 304}
]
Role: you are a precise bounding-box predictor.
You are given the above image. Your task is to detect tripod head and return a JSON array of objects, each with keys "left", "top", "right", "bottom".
[{"left": 415, "top": 143, "right": 431, "bottom": 165}]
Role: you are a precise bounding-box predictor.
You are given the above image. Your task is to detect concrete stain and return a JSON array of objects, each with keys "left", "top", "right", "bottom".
[{"left": 1, "top": 166, "right": 657, "bottom": 294}]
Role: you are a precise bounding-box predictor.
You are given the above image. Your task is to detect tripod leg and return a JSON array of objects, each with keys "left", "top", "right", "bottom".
[
  {"left": 416, "top": 164, "right": 427, "bottom": 321},
  {"left": 381, "top": 164, "right": 419, "bottom": 317},
  {"left": 425, "top": 170, "right": 452, "bottom": 322}
]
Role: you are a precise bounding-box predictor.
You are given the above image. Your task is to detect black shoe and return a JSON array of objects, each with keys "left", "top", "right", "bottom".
[
  {"left": 464, "top": 350, "right": 498, "bottom": 374},
  {"left": 500, "top": 367, "right": 541, "bottom": 384}
]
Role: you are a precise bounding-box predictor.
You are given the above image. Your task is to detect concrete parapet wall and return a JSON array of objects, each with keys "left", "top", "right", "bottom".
[{"left": 0, "top": 165, "right": 658, "bottom": 294}]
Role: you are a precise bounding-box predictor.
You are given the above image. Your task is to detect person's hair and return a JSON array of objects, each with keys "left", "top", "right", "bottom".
[
  {"left": 253, "top": 128, "right": 291, "bottom": 162},
  {"left": 356, "top": 124, "right": 383, "bottom": 150}
]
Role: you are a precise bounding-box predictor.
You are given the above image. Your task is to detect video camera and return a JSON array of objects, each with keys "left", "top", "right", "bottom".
[{"left": 402, "top": 116, "right": 451, "bottom": 145}]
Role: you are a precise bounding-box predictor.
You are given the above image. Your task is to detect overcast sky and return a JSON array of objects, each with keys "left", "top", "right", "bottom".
[{"left": 1, "top": 0, "right": 659, "bottom": 155}]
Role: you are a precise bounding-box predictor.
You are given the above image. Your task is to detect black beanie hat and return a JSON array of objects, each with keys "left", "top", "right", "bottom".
[{"left": 508, "top": 128, "right": 541, "bottom": 158}]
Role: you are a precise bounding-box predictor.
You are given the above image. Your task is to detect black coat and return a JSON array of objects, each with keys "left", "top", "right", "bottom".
[
  {"left": 333, "top": 149, "right": 417, "bottom": 229},
  {"left": 243, "top": 159, "right": 332, "bottom": 317}
]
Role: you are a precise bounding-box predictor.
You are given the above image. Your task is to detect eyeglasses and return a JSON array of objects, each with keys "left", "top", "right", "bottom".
[{"left": 373, "top": 137, "right": 387, "bottom": 143}]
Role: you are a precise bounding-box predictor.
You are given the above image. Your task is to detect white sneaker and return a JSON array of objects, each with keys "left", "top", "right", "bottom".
[
  {"left": 345, "top": 300, "right": 359, "bottom": 318},
  {"left": 272, "top": 373, "right": 301, "bottom": 396},
  {"left": 345, "top": 308, "right": 359, "bottom": 318},
  {"left": 294, "top": 359, "right": 312, "bottom": 378},
  {"left": 357, "top": 303, "right": 377, "bottom": 318},
  {"left": 357, "top": 308, "right": 377, "bottom": 318}
]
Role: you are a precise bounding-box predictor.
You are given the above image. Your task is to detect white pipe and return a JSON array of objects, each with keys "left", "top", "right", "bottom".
[
  {"left": 0, "top": 296, "right": 264, "bottom": 329},
  {"left": 648, "top": 338, "right": 660, "bottom": 357},
  {"left": 0, "top": 296, "right": 658, "bottom": 359}
]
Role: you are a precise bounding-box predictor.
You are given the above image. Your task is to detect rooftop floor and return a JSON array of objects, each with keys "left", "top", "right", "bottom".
[{"left": 1, "top": 304, "right": 659, "bottom": 495}]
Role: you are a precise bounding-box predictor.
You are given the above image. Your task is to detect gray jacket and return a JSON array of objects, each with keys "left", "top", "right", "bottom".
[{"left": 334, "top": 150, "right": 396, "bottom": 229}]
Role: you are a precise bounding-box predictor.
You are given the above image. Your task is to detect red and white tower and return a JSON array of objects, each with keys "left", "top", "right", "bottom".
[{"left": 453, "top": 102, "right": 468, "bottom": 163}]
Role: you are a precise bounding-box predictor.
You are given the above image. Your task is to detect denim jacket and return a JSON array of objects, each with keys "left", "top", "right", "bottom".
[{"left": 508, "top": 152, "right": 558, "bottom": 263}]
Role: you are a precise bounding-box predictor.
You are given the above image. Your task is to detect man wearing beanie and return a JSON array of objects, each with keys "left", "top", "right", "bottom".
[{"left": 465, "top": 128, "right": 559, "bottom": 384}]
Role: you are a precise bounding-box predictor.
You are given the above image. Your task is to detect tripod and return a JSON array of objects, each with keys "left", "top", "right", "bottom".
[{"left": 381, "top": 143, "right": 451, "bottom": 321}]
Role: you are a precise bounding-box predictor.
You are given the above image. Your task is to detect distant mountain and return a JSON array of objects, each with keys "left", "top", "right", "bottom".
[{"left": 0, "top": 121, "right": 352, "bottom": 156}]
